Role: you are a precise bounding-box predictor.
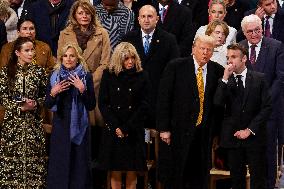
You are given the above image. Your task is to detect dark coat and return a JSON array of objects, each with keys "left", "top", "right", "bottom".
[
  {"left": 153, "top": 0, "right": 194, "bottom": 57},
  {"left": 96, "top": 69, "right": 150, "bottom": 171},
  {"left": 224, "top": 0, "right": 250, "bottom": 31},
  {"left": 180, "top": 0, "right": 209, "bottom": 33},
  {"left": 239, "top": 37, "right": 284, "bottom": 119},
  {"left": 45, "top": 72, "right": 96, "bottom": 189},
  {"left": 122, "top": 28, "right": 179, "bottom": 128},
  {"left": 236, "top": 8, "right": 284, "bottom": 43},
  {"left": 214, "top": 71, "right": 272, "bottom": 148},
  {"left": 24, "top": 0, "right": 74, "bottom": 55},
  {"left": 0, "top": 21, "right": 7, "bottom": 51},
  {"left": 156, "top": 57, "right": 224, "bottom": 189}
]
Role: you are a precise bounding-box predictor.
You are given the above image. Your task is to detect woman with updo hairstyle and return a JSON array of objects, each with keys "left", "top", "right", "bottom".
[
  {"left": 0, "top": 37, "right": 48, "bottom": 188},
  {"left": 96, "top": 42, "right": 150, "bottom": 189},
  {"left": 195, "top": 0, "right": 237, "bottom": 46},
  {"left": 58, "top": 0, "right": 111, "bottom": 127},
  {"left": 205, "top": 20, "right": 229, "bottom": 67},
  {"left": 46, "top": 43, "right": 96, "bottom": 189}
]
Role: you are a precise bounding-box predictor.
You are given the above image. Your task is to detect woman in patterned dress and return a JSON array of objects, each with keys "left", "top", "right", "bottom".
[{"left": 0, "top": 37, "right": 48, "bottom": 188}]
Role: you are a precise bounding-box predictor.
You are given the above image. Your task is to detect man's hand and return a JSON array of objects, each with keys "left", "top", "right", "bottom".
[
  {"left": 234, "top": 128, "right": 251, "bottom": 140},
  {"left": 223, "top": 63, "right": 234, "bottom": 81},
  {"left": 255, "top": 6, "right": 265, "bottom": 19},
  {"left": 160, "top": 131, "right": 171, "bottom": 145}
]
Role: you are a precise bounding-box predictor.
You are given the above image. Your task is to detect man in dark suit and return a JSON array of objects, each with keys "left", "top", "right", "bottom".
[
  {"left": 122, "top": 5, "right": 179, "bottom": 129},
  {"left": 237, "top": 0, "right": 284, "bottom": 43},
  {"left": 157, "top": 35, "right": 224, "bottom": 189},
  {"left": 152, "top": 0, "right": 194, "bottom": 57},
  {"left": 214, "top": 43, "right": 272, "bottom": 189},
  {"left": 24, "top": 0, "right": 74, "bottom": 56},
  {"left": 239, "top": 14, "right": 284, "bottom": 189},
  {"left": 177, "top": 0, "right": 209, "bottom": 34}
]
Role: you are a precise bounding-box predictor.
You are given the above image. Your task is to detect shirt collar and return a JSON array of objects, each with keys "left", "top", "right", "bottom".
[
  {"left": 264, "top": 13, "right": 275, "bottom": 19},
  {"left": 193, "top": 57, "right": 208, "bottom": 73},
  {"left": 159, "top": 3, "right": 169, "bottom": 11},
  {"left": 233, "top": 68, "right": 247, "bottom": 78},
  {"left": 141, "top": 29, "right": 155, "bottom": 39},
  {"left": 248, "top": 37, "right": 263, "bottom": 48}
]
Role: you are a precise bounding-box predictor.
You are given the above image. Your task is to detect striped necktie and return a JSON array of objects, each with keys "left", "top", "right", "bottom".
[
  {"left": 196, "top": 67, "right": 204, "bottom": 126},
  {"left": 144, "top": 35, "right": 151, "bottom": 54}
]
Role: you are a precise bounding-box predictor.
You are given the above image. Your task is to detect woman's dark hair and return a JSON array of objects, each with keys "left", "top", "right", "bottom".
[
  {"left": 7, "top": 37, "right": 34, "bottom": 84},
  {"left": 17, "top": 17, "right": 36, "bottom": 31}
]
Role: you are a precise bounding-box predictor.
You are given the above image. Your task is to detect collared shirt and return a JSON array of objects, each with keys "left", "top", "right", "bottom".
[
  {"left": 278, "top": 0, "right": 284, "bottom": 8},
  {"left": 158, "top": 4, "right": 169, "bottom": 18},
  {"left": 263, "top": 13, "right": 275, "bottom": 34},
  {"left": 17, "top": 0, "right": 25, "bottom": 17},
  {"left": 248, "top": 37, "right": 263, "bottom": 62},
  {"left": 193, "top": 57, "right": 207, "bottom": 91},
  {"left": 233, "top": 68, "right": 247, "bottom": 88},
  {"left": 141, "top": 29, "right": 155, "bottom": 46}
]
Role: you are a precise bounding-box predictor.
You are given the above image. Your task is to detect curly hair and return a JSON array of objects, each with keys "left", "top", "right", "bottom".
[
  {"left": 108, "top": 42, "right": 142, "bottom": 75},
  {"left": 205, "top": 20, "right": 229, "bottom": 38},
  {"left": 55, "top": 43, "right": 89, "bottom": 72},
  {"left": 0, "top": 0, "right": 10, "bottom": 21}
]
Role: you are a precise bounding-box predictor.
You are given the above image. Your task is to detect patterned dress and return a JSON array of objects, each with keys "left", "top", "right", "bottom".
[{"left": 0, "top": 63, "right": 48, "bottom": 189}]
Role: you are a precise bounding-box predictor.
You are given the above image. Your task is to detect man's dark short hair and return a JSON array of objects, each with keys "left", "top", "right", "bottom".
[{"left": 227, "top": 43, "right": 248, "bottom": 57}]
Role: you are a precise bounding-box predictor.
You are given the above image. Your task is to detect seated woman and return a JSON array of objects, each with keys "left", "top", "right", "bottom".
[
  {"left": 0, "top": 37, "right": 48, "bottom": 188},
  {"left": 96, "top": 42, "right": 151, "bottom": 189},
  {"left": 195, "top": 0, "right": 236, "bottom": 46},
  {"left": 46, "top": 44, "right": 96, "bottom": 189},
  {"left": 205, "top": 20, "right": 229, "bottom": 67}
]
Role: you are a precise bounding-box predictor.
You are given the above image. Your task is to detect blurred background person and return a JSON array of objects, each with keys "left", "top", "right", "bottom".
[
  {"left": 0, "top": 0, "right": 18, "bottom": 42},
  {"left": 96, "top": 42, "right": 150, "bottom": 189},
  {"left": 0, "top": 20, "right": 7, "bottom": 50},
  {"left": 195, "top": 0, "right": 237, "bottom": 46},
  {"left": 24, "top": 0, "right": 75, "bottom": 56},
  {"left": 8, "top": 0, "right": 37, "bottom": 18},
  {"left": 0, "top": 37, "right": 48, "bottom": 188},
  {"left": 0, "top": 18, "right": 55, "bottom": 133},
  {"left": 205, "top": 20, "right": 229, "bottom": 67},
  {"left": 46, "top": 44, "right": 96, "bottom": 189},
  {"left": 96, "top": 0, "right": 134, "bottom": 50}
]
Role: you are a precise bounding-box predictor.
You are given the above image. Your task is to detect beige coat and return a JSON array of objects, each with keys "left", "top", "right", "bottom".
[{"left": 57, "top": 25, "right": 111, "bottom": 126}]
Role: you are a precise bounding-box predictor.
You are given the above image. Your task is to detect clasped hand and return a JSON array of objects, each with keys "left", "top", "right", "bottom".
[
  {"left": 50, "top": 74, "right": 85, "bottom": 97},
  {"left": 21, "top": 98, "right": 37, "bottom": 111}
]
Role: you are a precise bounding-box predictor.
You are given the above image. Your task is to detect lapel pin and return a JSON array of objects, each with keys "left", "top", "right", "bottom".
[{"left": 157, "top": 40, "right": 160, "bottom": 43}]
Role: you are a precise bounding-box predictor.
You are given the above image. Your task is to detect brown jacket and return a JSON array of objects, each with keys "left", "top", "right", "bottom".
[
  {"left": 0, "top": 40, "right": 55, "bottom": 72},
  {"left": 0, "top": 40, "right": 55, "bottom": 132},
  {"left": 57, "top": 25, "right": 111, "bottom": 126}
]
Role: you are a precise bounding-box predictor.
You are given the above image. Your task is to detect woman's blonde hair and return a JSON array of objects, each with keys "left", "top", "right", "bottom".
[
  {"left": 54, "top": 43, "right": 89, "bottom": 71},
  {"left": 0, "top": 0, "right": 10, "bottom": 21},
  {"left": 108, "top": 42, "right": 143, "bottom": 75},
  {"left": 205, "top": 20, "right": 229, "bottom": 38},
  {"left": 67, "top": 0, "right": 101, "bottom": 31},
  {"left": 209, "top": 0, "right": 227, "bottom": 13}
]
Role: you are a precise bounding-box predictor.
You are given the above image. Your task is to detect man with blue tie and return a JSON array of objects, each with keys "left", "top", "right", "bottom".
[
  {"left": 214, "top": 43, "right": 272, "bottom": 189},
  {"left": 239, "top": 14, "right": 284, "bottom": 189},
  {"left": 122, "top": 5, "right": 179, "bottom": 129}
]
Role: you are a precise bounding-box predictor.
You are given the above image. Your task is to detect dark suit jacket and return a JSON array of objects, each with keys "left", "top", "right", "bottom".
[
  {"left": 153, "top": 0, "right": 194, "bottom": 57},
  {"left": 122, "top": 28, "right": 179, "bottom": 127},
  {"left": 156, "top": 57, "right": 224, "bottom": 188},
  {"left": 0, "top": 21, "right": 7, "bottom": 51},
  {"left": 24, "top": 0, "right": 74, "bottom": 55},
  {"left": 180, "top": 0, "right": 209, "bottom": 33},
  {"left": 237, "top": 8, "right": 284, "bottom": 43},
  {"left": 214, "top": 71, "right": 272, "bottom": 148},
  {"left": 239, "top": 37, "right": 284, "bottom": 119}
]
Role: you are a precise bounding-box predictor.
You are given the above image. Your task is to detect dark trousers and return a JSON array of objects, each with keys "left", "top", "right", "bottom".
[{"left": 228, "top": 146, "right": 267, "bottom": 189}]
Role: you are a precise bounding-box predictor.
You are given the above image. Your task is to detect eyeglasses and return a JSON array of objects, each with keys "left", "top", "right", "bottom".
[{"left": 246, "top": 27, "right": 262, "bottom": 36}]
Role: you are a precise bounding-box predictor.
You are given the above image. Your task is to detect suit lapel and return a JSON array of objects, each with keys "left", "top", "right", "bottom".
[
  {"left": 146, "top": 29, "right": 160, "bottom": 59},
  {"left": 255, "top": 38, "right": 268, "bottom": 72},
  {"left": 188, "top": 57, "right": 199, "bottom": 99}
]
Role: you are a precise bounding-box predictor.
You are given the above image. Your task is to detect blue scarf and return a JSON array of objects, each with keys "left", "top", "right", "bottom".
[{"left": 50, "top": 64, "right": 89, "bottom": 145}]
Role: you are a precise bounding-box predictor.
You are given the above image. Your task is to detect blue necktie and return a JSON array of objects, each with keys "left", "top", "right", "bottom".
[
  {"left": 160, "top": 7, "right": 166, "bottom": 23},
  {"left": 144, "top": 35, "right": 150, "bottom": 54}
]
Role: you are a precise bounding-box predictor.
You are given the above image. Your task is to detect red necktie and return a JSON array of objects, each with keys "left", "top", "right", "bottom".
[{"left": 250, "top": 45, "right": 256, "bottom": 64}]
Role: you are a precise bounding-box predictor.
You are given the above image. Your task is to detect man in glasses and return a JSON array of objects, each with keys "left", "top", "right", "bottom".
[{"left": 239, "top": 14, "right": 284, "bottom": 189}]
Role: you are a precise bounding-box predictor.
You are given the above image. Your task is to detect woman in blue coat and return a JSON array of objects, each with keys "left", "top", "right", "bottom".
[{"left": 45, "top": 44, "right": 96, "bottom": 189}]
